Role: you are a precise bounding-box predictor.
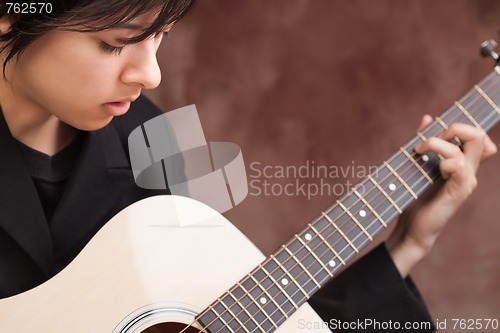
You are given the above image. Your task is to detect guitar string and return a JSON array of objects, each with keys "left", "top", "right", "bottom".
[
  {"left": 228, "top": 71, "right": 500, "bottom": 333},
  {"left": 218, "top": 75, "right": 500, "bottom": 333},
  {"left": 214, "top": 73, "right": 500, "bottom": 332},
  {"left": 197, "top": 71, "right": 498, "bottom": 332},
  {"left": 180, "top": 70, "right": 500, "bottom": 333},
  {"left": 244, "top": 73, "right": 500, "bottom": 333},
  {"left": 189, "top": 69, "right": 494, "bottom": 332}
]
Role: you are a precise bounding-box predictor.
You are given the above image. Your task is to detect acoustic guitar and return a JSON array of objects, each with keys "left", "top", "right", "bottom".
[{"left": 1, "top": 45, "right": 499, "bottom": 333}]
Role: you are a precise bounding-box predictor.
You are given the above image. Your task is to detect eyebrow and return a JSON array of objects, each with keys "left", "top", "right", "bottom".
[{"left": 115, "top": 23, "right": 146, "bottom": 31}]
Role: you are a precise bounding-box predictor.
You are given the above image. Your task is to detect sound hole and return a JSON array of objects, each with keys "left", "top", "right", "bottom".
[{"left": 141, "top": 322, "right": 200, "bottom": 333}]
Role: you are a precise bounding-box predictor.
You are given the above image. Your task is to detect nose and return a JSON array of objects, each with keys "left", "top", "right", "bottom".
[{"left": 120, "top": 40, "right": 162, "bottom": 90}]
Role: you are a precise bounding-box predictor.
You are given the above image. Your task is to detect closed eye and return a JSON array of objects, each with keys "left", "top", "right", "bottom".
[{"left": 100, "top": 42, "right": 125, "bottom": 55}]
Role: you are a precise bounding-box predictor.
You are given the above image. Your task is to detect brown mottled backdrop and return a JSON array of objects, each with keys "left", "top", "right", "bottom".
[{"left": 145, "top": 0, "right": 500, "bottom": 331}]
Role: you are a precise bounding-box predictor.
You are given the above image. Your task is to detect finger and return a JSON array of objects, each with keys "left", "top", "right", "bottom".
[
  {"left": 415, "top": 137, "right": 463, "bottom": 159},
  {"left": 438, "top": 123, "right": 485, "bottom": 144},
  {"left": 438, "top": 124, "right": 487, "bottom": 169},
  {"left": 482, "top": 135, "right": 497, "bottom": 160},
  {"left": 417, "top": 114, "right": 433, "bottom": 131},
  {"left": 439, "top": 157, "right": 477, "bottom": 197},
  {"left": 438, "top": 157, "right": 465, "bottom": 180}
]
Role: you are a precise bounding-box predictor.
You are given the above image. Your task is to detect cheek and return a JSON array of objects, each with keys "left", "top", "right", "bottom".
[
  {"left": 52, "top": 52, "right": 118, "bottom": 96},
  {"left": 22, "top": 38, "right": 120, "bottom": 101}
]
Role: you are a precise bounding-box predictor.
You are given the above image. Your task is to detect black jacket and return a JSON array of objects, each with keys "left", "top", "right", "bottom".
[{"left": 0, "top": 96, "right": 434, "bottom": 332}]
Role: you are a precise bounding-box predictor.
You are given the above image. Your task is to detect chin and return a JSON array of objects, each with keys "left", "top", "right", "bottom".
[{"left": 72, "top": 116, "right": 115, "bottom": 132}]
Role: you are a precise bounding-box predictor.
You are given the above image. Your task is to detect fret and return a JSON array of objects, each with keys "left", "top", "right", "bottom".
[
  {"left": 218, "top": 298, "right": 251, "bottom": 333},
  {"left": 438, "top": 112, "right": 467, "bottom": 147},
  {"left": 416, "top": 130, "right": 429, "bottom": 142},
  {"left": 212, "top": 301, "right": 240, "bottom": 333},
  {"left": 415, "top": 152, "right": 441, "bottom": 183},
  {"left": 435, "top": 116, "right": 448, "bottom": 130},
  {"left": 374, "top": 161, "right": 414, "bottom": 209},
  {"left": 238, "top": 281, "right": 278, "bottom": 330},
  {"left": 475, "top": 84, "right": 500, "bottom": 116},
  {"left": 269, "top": 255, "right": 309, "bottom": 301},
  {"left": 232, "top": 283, "right": 274, "bottom": 332},
  {"left": 308, "top": 223, "right": 346, "bottom": 265},
  {"left": 226, "top": 293, "right": 263, "bottom": 333},
  {"left": 272, "top": 253, "right": 305, "bottom": 300},
  {"left": 294, "top": 235, "right": 333, "bottom": 278},
  {"left": 287, "top": 238, "right": 327, "bottom": 291},
  {"left": 349, "top": 192, "right": 386, "bottom": 235},
  {"left": 324, "top": 203, "right": 367, "bottom": 253},
  {"left": 248, "top": 274, "right": 288, "bottom": 321},
  {"left": 260, "top": 264, "right": 299, "bottom": 311},
  {"left": 321, "top": 212, "right": 359, "bottom": 253},
  {"left": 399, "top": 147, "right": 433, "bottom": 184},
  {"left": 197, "top": 309, "right": 228, "bottom": 333},
  {"left": 417, "top": 129, "right": 447, "bottom": 159},
  {"left": 242, "top": 275, "right": 288, "bottom": 329},
  {"left": 367, "top": 175, "right": 402, "bottom": 214},
  {"left": 383, "top": 161, "right": 418, "bottom": 199},
  {"left": 353, "top": 189, "right": 387, "bottom": 227},
  {"left": 196, "top": 68, "right": 500, "bottom": 333},
  {"left": 390, "top": 151, "right": 434, "bottom": 200},
  {"left": 419, "top": 126, "right": 446, "bottom": 160},
  {"left": 251, "top": 268, "right": 294, "bottom": 315},
  {"left": 336, "top": 200, "right": 372, "bottom": 241},
  {"left": 309, "top": 213, "right": 353, "bottom": 264},
  {"left": 455, "top": 101, "right": 482, "bottom": 128},
  {"left": 458, "top": 89, "right": 488, "bottom": 118},
  {"left": 337, "top": 195, "right": 373, "bottom": 249},
  {"left": 389, "top": 151, "right": 420, "bottom": 189},
  {"left": 281, "top": 245, "right": 321, "bottom": 289},
  {"left": 212, "top": 299, "right": 244, "bottom": 333},
  {"left": 472, "top": 94, "right": 500, "bottom": 130}
]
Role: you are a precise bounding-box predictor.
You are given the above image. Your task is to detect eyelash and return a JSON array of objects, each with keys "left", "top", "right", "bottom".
[
  {"left": 99, "top": 32, "right": 169, "bottom": 55},
  {"left": 100, "top": 42, "right": 125, "bottom": 55}
]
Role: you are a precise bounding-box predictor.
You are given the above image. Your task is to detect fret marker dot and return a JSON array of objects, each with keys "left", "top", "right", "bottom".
[
  {"left": 359, "top": 210, "right": 367, "bottom": 217},
  {"left": 260, "top": 297, "right": 267, "bottom": 304},
  {"left": 329, "top": 260, "right": 336, "bottom": 267},
  {"left": 422, "top": 154, "right": 429, "bottom": 162},
  {"left": 389, "top": 183, "right": 396, "bottom": 192},
  {"left": 281, "top": 278, "right": 289, "bottom": 286},
  {"left": 305, "top": 233, "right": 312, "bottom": 241}
]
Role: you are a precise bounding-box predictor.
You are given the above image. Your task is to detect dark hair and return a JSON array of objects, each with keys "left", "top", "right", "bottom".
[{"left": 0, "top": 0, "right": 197, "bottom": 72}]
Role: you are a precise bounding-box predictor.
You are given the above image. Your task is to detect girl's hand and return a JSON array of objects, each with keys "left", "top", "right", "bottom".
[{"left": 387, "top": 115, "right": 497, "bottom": 277}]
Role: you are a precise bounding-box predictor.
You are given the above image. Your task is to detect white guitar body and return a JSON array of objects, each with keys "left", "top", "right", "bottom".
[{"left": 0, "top": 195, "right": 331, "bottom": 333}]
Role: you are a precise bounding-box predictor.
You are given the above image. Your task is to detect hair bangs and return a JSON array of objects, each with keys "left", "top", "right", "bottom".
[
  {"left": 0, "top": 0, "right": 197, "bottom": 75},
  {"left": 59, "top": 0, "right": 195, "bottom": 43}
]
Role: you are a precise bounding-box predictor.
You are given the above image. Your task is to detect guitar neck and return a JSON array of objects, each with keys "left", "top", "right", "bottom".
[{"left": 197, "top": 67, "right": 500, "bottom": 333}]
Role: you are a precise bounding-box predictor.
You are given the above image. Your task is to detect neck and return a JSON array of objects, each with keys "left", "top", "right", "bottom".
[
  {"left": 7, "top": 114, "right": 78, "bottom": 155},
  {"left": 0, "top": 85, "right": 78, "bottom": 157}
]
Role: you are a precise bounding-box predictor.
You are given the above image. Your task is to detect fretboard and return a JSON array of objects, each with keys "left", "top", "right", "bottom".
[{"left": 197, "top": 67, "right": 500, "bottom": 333}]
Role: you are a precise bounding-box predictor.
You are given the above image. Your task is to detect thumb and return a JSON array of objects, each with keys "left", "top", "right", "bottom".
[{"left": 418, "top": 114, "right": 433, "bottom": 131}]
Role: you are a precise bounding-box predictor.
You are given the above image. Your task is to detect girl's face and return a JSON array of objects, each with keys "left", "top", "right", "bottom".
[{"left": 3, "top": 15, "right": 166, "bottom": 130}]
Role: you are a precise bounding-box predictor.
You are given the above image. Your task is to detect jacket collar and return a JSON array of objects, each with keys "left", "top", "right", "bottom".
[
  {"left": 49, "top": 123, "right": 132, "bottom": 263},
  {"left": 0, "top": 111, "right": 131, "bottom": 275},
  {"left": 0, "top": 111, "right": 54, "bottom": 274}
]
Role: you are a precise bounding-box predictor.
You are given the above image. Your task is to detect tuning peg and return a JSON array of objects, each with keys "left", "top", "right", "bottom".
[{"left": 480, "top": 39, "right": 499, "bottom": 62}]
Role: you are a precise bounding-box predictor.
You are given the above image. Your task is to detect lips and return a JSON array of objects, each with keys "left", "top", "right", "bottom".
[
  {"left": 103, "top": 95, "right": 139, "bottom": 116},
  {"left": 103, "top": 101, "right": 132, "bottom": 116}
]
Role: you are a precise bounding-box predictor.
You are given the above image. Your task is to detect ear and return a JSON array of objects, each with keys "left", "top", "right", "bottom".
[{"left": 0, "top": 15, "right": 14, "bottom": 35}]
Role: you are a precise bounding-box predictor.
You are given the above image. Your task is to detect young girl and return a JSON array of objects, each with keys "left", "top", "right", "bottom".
[{"left": 0, "top": 0, "right": 496, "bottom": 332}]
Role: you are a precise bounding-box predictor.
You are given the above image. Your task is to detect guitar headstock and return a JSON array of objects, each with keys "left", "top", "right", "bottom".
[{"left": 481, "top": 39, "right": 500, "bottom": 64}]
